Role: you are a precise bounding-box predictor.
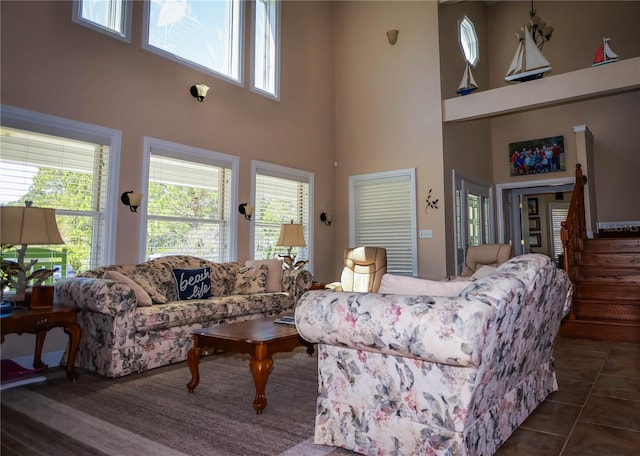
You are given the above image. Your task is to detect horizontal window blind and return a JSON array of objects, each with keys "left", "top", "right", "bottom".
[
  {"left": 551, "top": 205, "right": 569, "bottom": 262},
  {"left": 146, "top": 150, "right": 232, "bottom": 262},
  {"left": 353, "top": 175, "right": 413, "bottom": 275},
  {"left": 254, "top": 172, "right": 309, "bottom": 261},
  {"left": 0, "top": 126, "right": 110, "bottom": 274}
]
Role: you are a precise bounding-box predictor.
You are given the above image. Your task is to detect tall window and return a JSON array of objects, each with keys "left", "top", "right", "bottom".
[
  {"left": 349, "top": 169, "right": 417, "bottom": 276},
  {"left": 252, "top": 162, "right": 312, "bottom": 265},
  {"left": 143, "top": 138, "right": 238, "bottom": 262},
  {"left": 144, "top": 0, "right": 243, "bottom": 84},
  {"left": 550, "top": 203, "right": 569, "bottom": 265},
  {"left": 0, "top": 106, "right": 120, "bottom": 274},
  {"left": 72, "top": 0, "right": 132, "bottom": 42},
  {"left": 252, "top": 0, "right": 279, "bottom": 98}
]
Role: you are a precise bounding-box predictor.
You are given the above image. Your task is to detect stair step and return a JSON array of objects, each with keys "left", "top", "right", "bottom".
[
  {"left": 574, "top": 283, "right": 640, "bottom": 300},
  {"left": 561, "top": 318, "right": 640, "bottom": 343},
  {"left": 579, "top": 253, "right": 640, "bottom": 268},
  {"left": 573, "top": 298, "right": 640, "bottom": 322},
  {"left": 582, "top": 238, "right": 640, "bottom": 253},
  {"left": 576, "top": 268, "right": 640, "bottom": 284}
]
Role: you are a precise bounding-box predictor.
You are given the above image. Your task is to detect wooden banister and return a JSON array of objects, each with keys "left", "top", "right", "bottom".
[{"left": 560, "top": 164, "right": 587, "bottom": 320}]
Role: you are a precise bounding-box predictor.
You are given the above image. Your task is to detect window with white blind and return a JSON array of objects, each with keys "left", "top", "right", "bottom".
[
  {"left": 143, "top": 0, "right": 243, "bottom": 84},
  {"left": 349, "top": 169, "right": 417, "bottom": 276},
  {"left": 252, "top": 0, "right": 280, "bottom": 99},
  {"left": 550, "top": 203, "right": 569, "bottom": 264},
  {"left": 72, "top": 0, "right": 132, "bottom": 42},
  {"left": 0, "top": 106, "right": 120, "bottom": 275},
  {"left": 142, "top": 138, "right": 238, "bottom": 262},
  {"left": 251, "top": 162, "right": 312, "bottom": 265}
]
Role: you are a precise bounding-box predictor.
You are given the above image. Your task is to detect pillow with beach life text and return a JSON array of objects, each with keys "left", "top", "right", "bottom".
[{"left": 172, "top": 268, "right": 212, "bottom": 300}]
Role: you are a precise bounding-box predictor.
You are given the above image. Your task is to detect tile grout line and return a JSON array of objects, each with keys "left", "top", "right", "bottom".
[{"left": 557, "top": 345, "right": 611, "bottom": 456}]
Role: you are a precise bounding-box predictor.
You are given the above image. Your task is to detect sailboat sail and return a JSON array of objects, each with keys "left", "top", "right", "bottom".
[
  {"left": 505, "top": 25, "right": 552, "bottom": 82},
  {"left": 593, "top": 38, "right": 619, "bottom": 66},
  {"left": 456, "top": 62, "right": 478, "bottom": 96}
]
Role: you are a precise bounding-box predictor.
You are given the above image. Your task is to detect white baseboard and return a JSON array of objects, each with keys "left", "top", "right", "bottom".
[{"left": 10, "top": 350, "right": 65, "bottom": 370}]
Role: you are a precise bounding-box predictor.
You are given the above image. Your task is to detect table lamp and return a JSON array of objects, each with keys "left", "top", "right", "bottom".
[
  {"left": 276, "top": 222, "right": 306, "bottom": 269},
  {"left": 0, "top": 202, "right": 65, "bottom": 304}
]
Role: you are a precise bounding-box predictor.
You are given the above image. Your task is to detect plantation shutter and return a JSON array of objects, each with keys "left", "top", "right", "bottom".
[
  {"left": 353, "top": 173, "right": 414, "bottom": 275},
  {"left": 254, "top": 172, "right": 310, "bottom": 261},
  {"left": 551, "top": 205, "right": 569, "bottom": 263}
]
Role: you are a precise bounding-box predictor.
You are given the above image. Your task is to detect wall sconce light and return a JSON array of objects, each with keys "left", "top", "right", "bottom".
[
  {"left": 387, "top": 29, "right": 399, "bottom": 46},
  {"left": 190, "top": 84, "right": 210, "bottom": 102},
  {"left": 320, "top": 212, "right": 333, "bottom": 226},
  {"left": 238, "top": 203, "right": 254, "bottom": 220},
  {"left": 121, "top": 191, "right": 143, "bottom": 212}
]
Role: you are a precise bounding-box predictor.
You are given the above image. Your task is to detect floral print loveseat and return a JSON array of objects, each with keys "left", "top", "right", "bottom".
[
  {"left": 56, "top": 255, "right": 312, "bottom": 377},
  {"left": 295, "top": 254, "right": 572, "bottom": 456}
]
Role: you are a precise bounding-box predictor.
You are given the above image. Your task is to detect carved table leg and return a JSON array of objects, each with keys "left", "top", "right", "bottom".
[
  {"left": 249, "top": 343, "right": 273, "bottom": 415},
  {"left": 187, "top": 346, "right": 204, "bottom": 393},
  {"left": 33, "top": 329, "right": 49, "bottom": 370},
  {"left": 63, "top": 322, "right": 81, "bottom": 381}
]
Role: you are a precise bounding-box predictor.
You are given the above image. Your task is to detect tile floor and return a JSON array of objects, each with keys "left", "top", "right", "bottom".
[{"left": 495, "top": 336, "right": 640, "bottom": 456}]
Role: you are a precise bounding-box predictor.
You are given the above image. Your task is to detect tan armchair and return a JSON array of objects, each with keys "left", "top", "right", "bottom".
[
  {"left": 460, "top": 243, "right": 513, "bottom": 277},
  {"left": 326, "top": 247, "right": 387, "bottom": 293}
]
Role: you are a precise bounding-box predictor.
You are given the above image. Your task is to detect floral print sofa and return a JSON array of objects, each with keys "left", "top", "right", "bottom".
[
  {"left": 295, "top": 254, "right": 572, "bottom": 456},
  {"left": 55, "top": 255, "right": 312, "bottom": 377}
]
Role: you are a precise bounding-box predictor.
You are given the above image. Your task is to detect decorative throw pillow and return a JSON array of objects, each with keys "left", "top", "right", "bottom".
[
  {"left": 245, "top": 259, "right": 283, "bottom": 292},
  {"left": 172, "top": 268, "right": 212, "bottom": 300},
  {"left": 379, "top": 274, "right": 473, "bottom": 297},
  {"left": 102, "top": 271, "right": 153, "bottom": 307},
  {"left": 128, "top": 273, "right": 168, "bottom": 304},
  {"left": 233, "top": 265, "right": 268, "bottom": 295}
]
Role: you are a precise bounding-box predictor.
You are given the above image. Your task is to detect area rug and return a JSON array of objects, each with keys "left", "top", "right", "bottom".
[{"left": 1, "top": 347, "right": 353, "bottom": 456}]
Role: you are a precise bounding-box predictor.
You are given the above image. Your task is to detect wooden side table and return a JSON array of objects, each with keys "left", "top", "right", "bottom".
[
  {"left": 0, "top": 306, "right": 81, "bottom": 381},
  {"left": 310, "top": 282, "right": 328, "bottom": 290}
]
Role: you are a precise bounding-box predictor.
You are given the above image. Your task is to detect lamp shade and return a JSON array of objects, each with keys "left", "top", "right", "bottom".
[
  {"left": 276, "top": 223, "right": 306, "bottom": 247},
  {"left": 0, "top": 206, "right": 65, "bottom": 246}
]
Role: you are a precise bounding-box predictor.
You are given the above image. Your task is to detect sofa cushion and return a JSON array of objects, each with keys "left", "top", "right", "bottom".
[
  {"left": 172, "top": 267, "right": 213, "bottom": 300},
  {"left": 128, "top": 272, "right": 168, "bottom": 304},
  {"left": 233, "top": 265, "right": 268, "bottom": 295},
  {"left": 245, "top": 259, "right": 283, "bottom": 292},
  {"left": 102, "top": 271, "right": 153, "bottom": 307},
  {"left": 379, "top": 274, "right": 473, "bottom": 296}
]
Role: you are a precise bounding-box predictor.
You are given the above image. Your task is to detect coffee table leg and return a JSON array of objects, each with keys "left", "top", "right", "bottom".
[
  {"left": 249, "top": 344, "right": 273, "bottom": 415},
  {"left": 187, "top": 346, "right": 203, "bottom": 393}
]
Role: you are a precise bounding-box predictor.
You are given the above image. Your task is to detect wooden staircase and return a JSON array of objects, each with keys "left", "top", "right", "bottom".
[{"left": 560, "top": 165, "right": 640, "bottom": 343}]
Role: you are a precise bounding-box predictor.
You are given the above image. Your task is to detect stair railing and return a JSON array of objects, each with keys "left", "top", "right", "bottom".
[{"left": 560, "top": 164, "right": 587, "bottom": 320}]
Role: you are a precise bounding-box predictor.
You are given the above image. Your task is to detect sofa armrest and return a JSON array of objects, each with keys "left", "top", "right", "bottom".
[
  {"left": 295, "top": 290, "right": 493, "bottom": 367},
  {"left": 55, "top": 277, "right": 137, "bottom": 316},
  {"left": 282, "top": 268, "right": 313, "bottom": 303}
]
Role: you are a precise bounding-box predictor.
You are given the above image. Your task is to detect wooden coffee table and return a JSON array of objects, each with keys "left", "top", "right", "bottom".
[{"left": 186, "top": 316, "right": 314, "bottom": 414}]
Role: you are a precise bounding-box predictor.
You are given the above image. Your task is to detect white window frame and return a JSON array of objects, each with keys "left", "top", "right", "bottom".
[
  {"left": 251, "top": 0, "right": 280, "bottom": 100},
  {"left": 250, "top": 161, "right": 314, "bottom": 273},
  {"left": 0, "top": 104, "right": 121, "bottom": 267},
  {"left": 72, "top": 0, "right": 132, "bottom": 43},
  {"left": 348, "top": 168, "right": 417, "bottom": 276},
  {"left": 142, "top": 0, "right": 244, "bottom": 86},
  {"left": 140, "top": 137, "right": 239, "bottom": 263}
]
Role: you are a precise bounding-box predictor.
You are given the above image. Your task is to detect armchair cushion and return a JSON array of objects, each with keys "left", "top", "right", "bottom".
[
  {"left": 461, "top": 244, "right": 513, "bottom": 277},
  {"left": 340, "top": 246, "right": 387, "bottom": 292}
]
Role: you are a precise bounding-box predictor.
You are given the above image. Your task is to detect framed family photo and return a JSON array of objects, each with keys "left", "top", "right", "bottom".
[{"left": 509, "top": 135, "right": 565, "bottom": 177}]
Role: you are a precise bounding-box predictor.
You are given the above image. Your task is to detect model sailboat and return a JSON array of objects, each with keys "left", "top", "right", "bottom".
[
  {"left": 593, "top": 37, "right": 619, "bottom": 66},
  {"left": 505, "top": 24, "right": 552, "bottom": 83},
  {"left": 456, "top": 62, "right": 478, "bottom": 96}
]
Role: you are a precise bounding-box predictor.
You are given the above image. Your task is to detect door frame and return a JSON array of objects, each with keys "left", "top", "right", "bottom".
[{"left": 496, "top": 177, "right": 574, "bottom": 255}]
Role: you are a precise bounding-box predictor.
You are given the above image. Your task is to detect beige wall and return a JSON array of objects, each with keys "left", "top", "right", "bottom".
[
  {"left": 332, "top": 1, "right": 447, "bottom": 280},
  {"left": 0, "top": 0, "right": 336, "bottom": 357}
]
